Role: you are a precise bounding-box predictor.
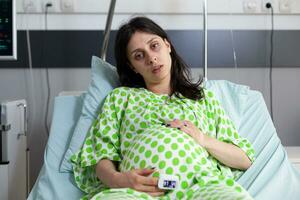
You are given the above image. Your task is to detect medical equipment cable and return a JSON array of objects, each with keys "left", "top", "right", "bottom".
[
  {"left": 230, "top": 30, "right": 238, "bottom": 78},
  {"left": 43, "top": 3, "right": 53, "bottom": 137},
  {"left": 266, "top": 3, "right": 274, "bottom": 121},
  {"left": 24, "top": 5, "right": 35, "bottom": 196},
  {"left": 228, "top": 0, "right": 239, "bottom": 83}
]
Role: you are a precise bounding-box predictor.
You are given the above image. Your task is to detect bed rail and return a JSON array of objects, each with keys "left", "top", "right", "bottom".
[{"left": 202, "top": 0, "right": 208, "bottom": 81}]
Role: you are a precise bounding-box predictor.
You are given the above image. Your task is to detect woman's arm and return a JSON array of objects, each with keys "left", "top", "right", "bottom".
[
  {"left": 96, "top": 159, "right": 120, "bottom": 188},
  {"left": 202, "top": 135, "right": 252, "bottom": 170},
  {"left": 96, "top": 159, "right": 165, "bottom": 196},
  {"left": 167, "top": 119, "right": 252, "bottom": 170}
]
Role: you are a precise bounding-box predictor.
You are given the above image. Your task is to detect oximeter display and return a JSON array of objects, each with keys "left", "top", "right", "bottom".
[
  {"left": 163, "top": 180, "right": 176, "bottom": 188},
  {"left": 158, "top": 174, "right": 179, "bottom": 190}
]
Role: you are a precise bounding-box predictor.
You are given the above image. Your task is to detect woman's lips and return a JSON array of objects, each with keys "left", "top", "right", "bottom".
[{"left": 152, "top": 65, "right": 163, "bottom": 74}]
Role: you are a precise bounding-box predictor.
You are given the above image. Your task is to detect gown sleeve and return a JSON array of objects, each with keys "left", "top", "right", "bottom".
[
  {"left": 204, "top": 89, "right": 255, "bottom": 163},
  {"left": 70, "top": 87, "right": 128, "bottom": 196}
]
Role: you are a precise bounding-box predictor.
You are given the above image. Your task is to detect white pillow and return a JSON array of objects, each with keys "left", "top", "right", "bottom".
[
  {"left": 205, "top": 80, "right": 249, "bottom": 129},
  {"left": 59, "top": 56, "right": 120, "bottom": 172}
]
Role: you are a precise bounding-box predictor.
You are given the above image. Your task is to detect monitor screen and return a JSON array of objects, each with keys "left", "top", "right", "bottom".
[{"left": 0, "top": 0, "right": 17, "bottom": 60}]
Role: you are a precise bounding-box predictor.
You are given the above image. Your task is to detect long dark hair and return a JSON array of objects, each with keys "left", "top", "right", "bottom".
[{"left": 114, "top": 16, "right": 204, "bottom": 101}]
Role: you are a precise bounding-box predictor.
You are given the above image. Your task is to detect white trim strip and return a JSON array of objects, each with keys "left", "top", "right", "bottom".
[{"left": 17, "top": 14, "right": 300, "bottom": 30}]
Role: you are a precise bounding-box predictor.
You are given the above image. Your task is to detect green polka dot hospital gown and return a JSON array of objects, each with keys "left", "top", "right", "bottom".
[{"left": 71, "top": 87, "right": 255, "bottom": 200}]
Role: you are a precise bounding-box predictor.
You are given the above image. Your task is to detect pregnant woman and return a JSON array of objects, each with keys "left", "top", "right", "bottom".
[{"left": 71, "top": 16, "right": 255, "bottom": 200}]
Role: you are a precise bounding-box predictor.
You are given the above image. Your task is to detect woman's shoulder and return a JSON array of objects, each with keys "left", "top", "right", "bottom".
[
  {"left": 195, "top": 87, "right": 218, "bottom": 105},
  {"left": 201, "top": 88, "right": 222, "bottom": 108},
  {"left": 183, "top": 88, "right": 214, "bottom": 102},
  {"left": 202, "top": 88, "right": 215, "bottom": 99}
]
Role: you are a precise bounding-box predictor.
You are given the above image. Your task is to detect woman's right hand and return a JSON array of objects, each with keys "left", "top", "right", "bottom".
[{"left": 113, "top": 168, "right": 165, "bottom": 197}]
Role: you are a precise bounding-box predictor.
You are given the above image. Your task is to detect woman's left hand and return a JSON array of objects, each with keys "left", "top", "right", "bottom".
[{"left": 165, "top": 119, "right": 207, "bottom": 147}]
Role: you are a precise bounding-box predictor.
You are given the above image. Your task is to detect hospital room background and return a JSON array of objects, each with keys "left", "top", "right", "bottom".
[{"left": 0, "top": 0, "right": 300, "bottom": 199}]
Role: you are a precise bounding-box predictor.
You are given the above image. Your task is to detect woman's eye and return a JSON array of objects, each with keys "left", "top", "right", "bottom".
[
  {"left": 134, "top": 52, "right": 144, "bottom": 60},
  {"left": 151, "top": 42, "right": 160, "bottom": 50}
]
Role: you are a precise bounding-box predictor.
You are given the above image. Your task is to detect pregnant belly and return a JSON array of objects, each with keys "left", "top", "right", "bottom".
[{"left": 119, "top": 126, "right": 211, "bottom": 181}]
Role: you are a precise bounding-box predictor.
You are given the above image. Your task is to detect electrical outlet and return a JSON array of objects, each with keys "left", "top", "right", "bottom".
[
  {"left": 262, "top": 0, "right": 274, "bottom": 12},
  {"left": 42, "top": 0, "right": 57, "bottom": 13},
  {"left": 243, "top": 0, "right": 258, "bottom": 13},
  {"left": 61, "top": 0, "right": 74, "bottom": 12},
  {"left": 279, "top": 0, "right": 291, "bottom": 13},
  {"left": 23, "top": 0, "right": 37, "bottom": 12}
]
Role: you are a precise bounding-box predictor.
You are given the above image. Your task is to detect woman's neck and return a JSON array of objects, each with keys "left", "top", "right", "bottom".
[{"left": 146, "top": 81, "right": 171, "bottom": 95}]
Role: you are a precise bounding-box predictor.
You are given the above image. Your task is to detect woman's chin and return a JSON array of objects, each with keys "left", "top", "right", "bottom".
[{"left": 151, "top": 71, "right": 170, "bottom": 83}]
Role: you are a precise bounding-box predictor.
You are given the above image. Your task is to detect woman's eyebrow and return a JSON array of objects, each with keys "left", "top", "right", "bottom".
[
  {"left": 130, "top": 37, "right": 159, "bottom": 56},
  {"left": 146, "top": 37, "right": 159, "bottom": 44}
]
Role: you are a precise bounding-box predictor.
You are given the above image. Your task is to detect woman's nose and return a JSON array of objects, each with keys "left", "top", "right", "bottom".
[{"left": 148, "top": 55, "right": 158, "bottom": 65}]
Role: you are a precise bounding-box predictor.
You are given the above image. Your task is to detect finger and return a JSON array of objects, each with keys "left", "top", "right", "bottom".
[
  {"left": 135, "top": 168, "right": 155, "bottom": 176},
  {"left": 173, "top": 119, "right": 184, "bottom": 127},
  {"left": 138, "top": 176, "right": 159, "bottom": 186},
  {"left": 166, "top": 119, "right": 180, "bottom": 125},
  {"left": 177, "top": 119, "right": 191, "bottom": 128},
  {"left": 168, "top": 121, "right": 182, "bottom": 129},
  {"left": 155, "top": 187, "right": 166, "bottom": 193},
  {"left": 136, "top": 184, "right": 159, "bottom": 192},
  {"left": 147, "top": 192, "right": 165, "bottom": 197},
  {"left": 185, "top": 120, "right": 195, "bottom": 127},
  {"left": 165, "top": 120, "right": 176, "bottom": 127},
  {"left": 180, "top": 125, "right": 190, "bottom": 133},
  {"left": 180, "top": 126, "right": 194, "bottom": 136}
]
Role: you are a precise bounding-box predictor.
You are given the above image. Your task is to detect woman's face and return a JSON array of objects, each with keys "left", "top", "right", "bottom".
[{"left": 127, "top": 31, "right": 172, "bottom": 87}]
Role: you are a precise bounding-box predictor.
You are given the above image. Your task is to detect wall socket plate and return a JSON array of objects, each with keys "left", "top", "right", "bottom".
[
  {"left": 262, "top": 0, "right": 274, "bottom": 12},
  {"left": 61, "top": 0, "right": 74, "bottom": 12},
  {"left": 23, "top": 0, "right": 37, "bottom": 12},
  {"left": 279, "top": 0, "right": 291, "bottom": 13},
  {"left": 243, "top": 0, "right": 258, "bottom": 13},
  {"left": 42, "top": 0, "right": 57, "bottom": 12}
]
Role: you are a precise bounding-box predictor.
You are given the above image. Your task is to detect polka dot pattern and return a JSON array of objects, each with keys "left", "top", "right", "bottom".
[{"left": 71, "top": 87, "right": 255, "bottom": 200}]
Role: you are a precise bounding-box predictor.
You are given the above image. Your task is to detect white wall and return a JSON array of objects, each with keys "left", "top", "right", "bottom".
[
  {"left": 18, "top": 0, "right": 300, "bottom": 14},
  {"left": 17, "top": 0, "right": 300, "bottom": 30}
]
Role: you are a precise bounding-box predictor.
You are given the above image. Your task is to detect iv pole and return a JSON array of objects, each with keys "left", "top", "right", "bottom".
[
  {"left": 203, "top": 0, "right": 208, "bottom": 81},
  {"left": 101, "top": 0, "right": 116, "bottom": 61}
]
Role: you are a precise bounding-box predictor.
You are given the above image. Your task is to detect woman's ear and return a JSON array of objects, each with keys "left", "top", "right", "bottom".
[{"left": 164, "top": 39, "right": 171, "bottom": 53}]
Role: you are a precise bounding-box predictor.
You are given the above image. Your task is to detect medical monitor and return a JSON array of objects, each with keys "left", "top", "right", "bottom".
[{"left": 0, "top": 0, "right": 17, "bottom": 60}]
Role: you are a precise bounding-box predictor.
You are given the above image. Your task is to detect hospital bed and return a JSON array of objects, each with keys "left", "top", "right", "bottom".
[
  {"left": 27, "top": 76, "right": 300, "bottom": 200},
  {"left": 28, "top": 1, "right": 300, "bottom": 199}
]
